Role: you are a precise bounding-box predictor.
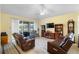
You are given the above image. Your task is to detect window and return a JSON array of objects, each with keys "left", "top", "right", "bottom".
[{"left": 19, "top": 21, "right": 34, "bottom": 34}]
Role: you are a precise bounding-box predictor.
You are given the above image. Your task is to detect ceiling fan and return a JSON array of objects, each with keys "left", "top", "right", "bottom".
[
  {"left": 39, "top": 4, "right": 54, "bottom": 16},
  {"left": 39, "top": 4, "right": 47, "bottom": 16},
  {"left": 36, "top": 4, "right": 54, "bottom": 19}
]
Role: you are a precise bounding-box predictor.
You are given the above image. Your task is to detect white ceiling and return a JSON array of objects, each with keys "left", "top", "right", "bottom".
[{"left": 0, "top": 4, "right": 79, "bottom": 19}]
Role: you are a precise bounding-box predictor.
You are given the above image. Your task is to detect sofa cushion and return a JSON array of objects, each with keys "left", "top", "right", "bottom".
[
  {"left": 59, "top": 36, "right": 69, "bottom": 47},
  {"left": 68, "top": 32, "right": 74, "bottom": 42}
]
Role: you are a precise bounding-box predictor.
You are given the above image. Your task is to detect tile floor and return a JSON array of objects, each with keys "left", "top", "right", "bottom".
[{"left": 1, "top": 37, "right": 79, "bottom": 54}]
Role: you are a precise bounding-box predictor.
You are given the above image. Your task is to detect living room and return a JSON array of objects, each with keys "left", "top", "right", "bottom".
[{"left": 0, "top": 4, "right": 79, "bottom": 54}]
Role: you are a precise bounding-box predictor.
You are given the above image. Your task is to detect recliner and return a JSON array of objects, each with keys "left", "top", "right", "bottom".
[
  {"left": 13, "top": 33, "right": 35, "bottom": 51},
  {"left": 47, "top": 37, "right": 73, "bottom": 54}
]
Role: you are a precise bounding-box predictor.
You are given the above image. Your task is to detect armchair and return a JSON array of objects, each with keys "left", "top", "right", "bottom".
[
  {"left": 47, "top": 37, "right": 73, "bottom": 54},
  {"left": 13, "top": 33, "right": 35, "bottom": 51}
]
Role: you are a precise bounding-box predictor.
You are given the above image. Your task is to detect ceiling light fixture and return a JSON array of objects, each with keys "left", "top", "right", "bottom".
[
  {"left": 40, "top": 4, "right": 47, "bottom": 16},
  {"left": 40, "top": 9, "right": 47, "bottom": 15}
]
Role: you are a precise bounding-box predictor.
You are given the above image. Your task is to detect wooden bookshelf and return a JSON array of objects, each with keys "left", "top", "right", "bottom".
[{"left": 55, "top": 24, "right": 63, "bottom": 35}]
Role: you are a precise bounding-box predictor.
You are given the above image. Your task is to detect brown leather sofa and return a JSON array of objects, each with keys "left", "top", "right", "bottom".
[
  {"left": 13, "top": 33, "right": 35, "bottom": 51},
  {"left": 47, "top": 36, "right": 73, "bottom": 54}
]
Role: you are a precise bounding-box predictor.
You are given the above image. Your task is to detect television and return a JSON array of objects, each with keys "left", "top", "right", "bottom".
[{"left": 47, "top": 23, "right": 54, "bottom": 28}]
